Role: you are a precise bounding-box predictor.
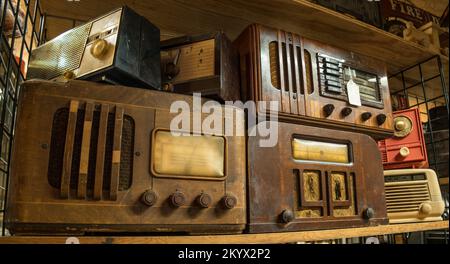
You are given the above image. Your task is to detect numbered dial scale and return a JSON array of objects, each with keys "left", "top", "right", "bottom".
[{"left": 317, "top": 53, "right": 383, "bottom": 108}]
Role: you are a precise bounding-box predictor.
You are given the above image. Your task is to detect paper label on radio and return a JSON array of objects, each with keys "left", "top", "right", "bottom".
[{"left": 347, "top": 79, "right": 362, "bottom": 106}]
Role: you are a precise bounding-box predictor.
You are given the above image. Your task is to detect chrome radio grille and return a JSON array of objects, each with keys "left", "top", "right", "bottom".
[
  {"left": 48, "top": 101, "right": 134, "bottom": 200},
  {"left": 27, "top": 23, "right": 91, "bottom": 80},
  {"left": 385, "top": 181, "right": 431, "bottom": 213}
]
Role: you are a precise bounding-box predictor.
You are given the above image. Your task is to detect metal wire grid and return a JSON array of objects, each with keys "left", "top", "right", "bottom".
[
  {"left": 0, "top": 0, "right": 44, "bottom": 236},
  {"left": 389, "top": 55, "right": 449, "bottom": 180}
]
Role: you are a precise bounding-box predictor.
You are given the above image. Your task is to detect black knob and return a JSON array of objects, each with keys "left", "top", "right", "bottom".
[
  {"left": 165, "top": 62, "right": 180, "bottom": 80},
  {"left": 281, "top": 209, "right": 294, "bottom": 223},
  {"left": 196, "top": 193, "right": 212, "bottom": 208},
  {"left": 323, "top": 104, "right": 335, "bottom": 117},
  {"left": 341, "top": 107, "right": 352, "bottom": 117},
  {"left": 376, "top": 114, "right": 387, "bottom": 126},
  {"left": 364, "top": 208, "right": 375, "bottom": 219},
  {"left": 170, "top": 191, "right": 186, "bottom": 207},
  {"left": 361, "top": 112, "right": 372, "bottom": 121},
  {"left": 141, "top": 190, "right": 157, "bottom": 207},
  {"left": 222, "top": 195, "right": 237, "bottom": 209}
]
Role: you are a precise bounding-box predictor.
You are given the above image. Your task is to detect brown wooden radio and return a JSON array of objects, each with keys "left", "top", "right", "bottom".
[
  {"left": 233, "top": 24, "right": 394, "bottom": 139},
  {"left": 160, "top": 32, "right": 240, "bottom": 102},
  {"left": 247, "top": 121, "right": 388, "bottom": 233},
  {"left": 5, "top": 80, "right": 246, "bottom": 235},
  {"left": 378, "top": 108, "right": 428, "bottom": 170}
]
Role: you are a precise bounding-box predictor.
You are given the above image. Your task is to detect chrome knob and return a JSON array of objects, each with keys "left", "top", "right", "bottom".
[{"left": 395, "top": 120, "right": 406, "bottom": 131}]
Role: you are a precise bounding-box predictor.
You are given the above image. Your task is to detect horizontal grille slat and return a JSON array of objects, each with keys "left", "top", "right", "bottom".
[{"left": 385, "top": 182, "right": 430, "bottom": 214}]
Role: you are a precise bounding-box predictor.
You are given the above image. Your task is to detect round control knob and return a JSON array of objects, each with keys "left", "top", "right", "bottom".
[
  {"left": 341, "top": 107, "right": 352, "bottom": 117},
  {"left": 196, "top": 193, "right": 212, "bottom": 208},
  {"left": 141, "top": 190, "right": 157, "bottom": 207},
  {"left": 63, "top": 71, "right": 75, "bottom": 80},
  {"left": 376, "top": 114, "right": 387, "bottom": 126},
  {"left": 90, "top": 39, "right": 109, "bottom": 58},
  {"left": 395, "top": 120, "right": 406, "bottom": 131},
  {"left": 399, "top": 147, "right": 410, "bottom": 157},
  {"left": 363, "top": 208, "right": 375, "bottom": 219},
  {"left": 170, "top": 191, "right": 186, "bottom": 207},
  {"left": 281, "top": 209, "right": 294, "bottom": 223},
  {"left": 323, "top": 104, "right": 335, "bottom": 117},
  {"left": 419, "top": 203, "right": 432, "bottom": 215},
  {"left": 221, "top": 195, "right": 237, "bottom": 209},
  {"left": 361, "top": 112, "right": 372, "bottom": 121}
]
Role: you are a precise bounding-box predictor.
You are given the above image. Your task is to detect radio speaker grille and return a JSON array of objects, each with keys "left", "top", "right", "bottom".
[
  {"left": 27, "top": 23, "right": 91, "bottom": 80},
  {"left": 385, "top": 182, "right": 431, "bottom": 213},
  {"left": 48, "top": 102, "right": 134, "bottom": 200}
]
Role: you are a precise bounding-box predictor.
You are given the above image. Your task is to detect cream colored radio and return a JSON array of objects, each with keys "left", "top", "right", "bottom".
[{"left": 384, "top": 169, "right": 445, "bottom": 223}]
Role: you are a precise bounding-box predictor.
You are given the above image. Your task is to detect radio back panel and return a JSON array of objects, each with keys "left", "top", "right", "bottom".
[
  {"left": 27, "top": 6, "right": 161, "bottom": 90},
  {"left": 160, "top": 33, "right": 240, "bottom": 102},
  {"left": 234, "top": 24, "right": 394, "bottom": 139},
  {"left": 384, "top": 169, "right": 445, "bottom": 223},
  {"left": 6, "top": 80, "right": 246, "bottom": 235},
  {"left": 247, "top": 121, "right": 388, "bottom": 233},
  {"left": 378, "top": 108, "right": 428, "bottom": 169}
]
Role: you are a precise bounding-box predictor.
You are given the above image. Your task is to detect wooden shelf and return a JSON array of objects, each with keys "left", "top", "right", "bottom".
[
  {"left": 41, "top": 0, "right": 449, "bottom": 76},
  {"left": 0, "top": 221, "right": 447, "bottom": 244}
]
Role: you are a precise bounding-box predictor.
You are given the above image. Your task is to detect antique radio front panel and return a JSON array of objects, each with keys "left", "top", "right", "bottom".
[
  {"left": 234, "top": 24, "right": 394, "bottom": 139},
  {"left": 27, "top": 6, "right": 161, "bottom": 90},
  {"left": 378, "top": 108, "right": 428, "bottom": 169},
  {"left": 247, "top": 122, "right": 388, "bottom": 233},
  {"left": 6, "top": 80, "right": 245, "bottom": 235},
  {"left": 384, "top": 169, "right": 445, "bottom": 223},
  {"left": 160, "top": 33, "right": 240, "bottom": 102}
]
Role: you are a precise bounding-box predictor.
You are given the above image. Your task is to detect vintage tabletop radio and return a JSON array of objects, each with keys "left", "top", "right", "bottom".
[
  {"left": 247, "top": 121, "right": 388, "bottom": 233},
  {"left": 384, "top": 169, "right": 445, "bottom": 224},
  {"left": 378, "top": 108, "right": 428, "bottom": 169},
  {"left": 160, "top": 32, "right": 240, "bottom": 102},
  {"left": 5, "top": 80, "right": 246, "bottom": 235},
  {"left": 234, "top": 24, "right": 394, "bottom": 139},
  {"left": 27, "top": 6, "right": 161, "bottom": 90}
]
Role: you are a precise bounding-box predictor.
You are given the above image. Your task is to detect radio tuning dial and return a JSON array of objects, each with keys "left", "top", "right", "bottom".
[
  {"left": 170, "top": 191, "right": 186, "bottom": 207},
  {"left": 361, "top": 112, "right": 372, "bottom": 121},
  {"left": 399, "top": 147, "right": 410, "bottom": 157},
  {"left": 141, "top": 190, "right": 158, "bottom": 207},
  {"left": 419, "top": 203, "right": 432, "bottom": 215},
  {"left": 221, "top": 195, "right": 237, "bottom": 209},
  {"left": 90, "top": 39, "right": 109, "bottom": 58},
  {"left": 341, "top": 107, "right": 352, "bottom": 117},
  {"left": 196, "top": 193, "right": 212, "bottom": 208},
  {"left": 323, "top": 104, "right": 335, "bottom": 117},
  {"left": 395, "top": 120, "right": 406, "bottom": 131},
  {"left": 376, "top": 114, "right": 387, "bottom": 126},
  {"left": 281, "top": 209, "right": 294, "bottom": 223}
]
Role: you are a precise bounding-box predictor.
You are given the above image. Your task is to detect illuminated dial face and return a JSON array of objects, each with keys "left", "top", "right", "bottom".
[{"left": 292, "top": 138, "right": 350, "bottom": 164}]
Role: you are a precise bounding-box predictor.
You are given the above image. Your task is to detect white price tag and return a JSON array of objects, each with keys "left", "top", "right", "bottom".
[{"left": 346, "top": 70, "right": 361, "bottom": 107}]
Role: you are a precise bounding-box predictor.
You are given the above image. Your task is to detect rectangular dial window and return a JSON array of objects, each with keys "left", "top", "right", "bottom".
[
  {"left": 292, "top": 138, "right": 350, "bottom": 164},
  {"left": 153, "top": 131, "right": 225, "bottom": 178}
]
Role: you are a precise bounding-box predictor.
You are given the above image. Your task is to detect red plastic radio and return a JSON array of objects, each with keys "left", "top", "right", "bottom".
[{"left": 378, "top": 108, "right": 428, "bottom": 169}]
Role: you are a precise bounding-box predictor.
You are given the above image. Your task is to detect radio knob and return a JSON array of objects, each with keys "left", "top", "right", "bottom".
[
  {"left": 141, "top": 190, "right": 157, "bottom": 207},
  {"left": 420, "top": 203, "right": 432, "bottom": 215},
  {"left": 376, "top": 114, "right": 387, "bottom": 126},
  {"left": 341, "top": 107, "right": 352, "bottom": 117},
  {"left": 395, "top": 120, "right": 406, "bottom": 131},
  {"left": 196, "top": 193, "right": 212, "bottom": 208},
  {"left": 399, "top": 147, "right": 410, "bottom": 157},
  {"left": 169, "top": 191, "right": 186, "bottom": 207},
  {"left": 90, "top": 39, "right": 109, "bottom": 58},
  {"left": 221, "top": 195, "right": 237, "bottom": 209},
  {"left": 63, "top": 71, "right": 75, "bottom": 80},
  {"left": 363, "top": 208, "right": 375, "bottom": 219},
  {"left": 361, "top": 112, "right": 372, "bottom": 121},
  {"left": 323, "top": 104, "right": 335, "bottom": 117},
  {"left": 281, "top": 209, "right": 294, "bottom": 223}
]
